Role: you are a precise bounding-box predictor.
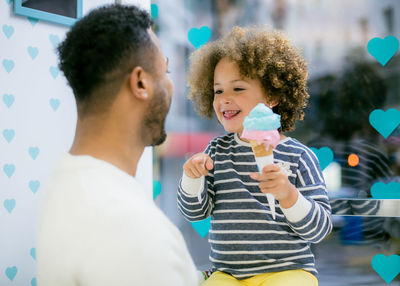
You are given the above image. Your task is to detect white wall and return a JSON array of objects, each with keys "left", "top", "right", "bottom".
[{"left": 0, "top": 0, "right": 151, "bottom": 284}]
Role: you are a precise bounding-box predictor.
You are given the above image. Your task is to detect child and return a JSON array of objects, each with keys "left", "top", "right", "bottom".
[{"left": 177, "top": 26, "right": 332, "bottom": 286}]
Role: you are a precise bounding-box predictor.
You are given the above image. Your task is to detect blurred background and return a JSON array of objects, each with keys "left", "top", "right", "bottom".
[{"left": 151, "top": 0, "right": 400, "bottom": 285}]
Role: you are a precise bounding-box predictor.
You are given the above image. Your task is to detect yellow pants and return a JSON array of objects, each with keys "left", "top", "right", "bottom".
[{"left": 202, "top": 270, "right": 318, "bottom": 286}]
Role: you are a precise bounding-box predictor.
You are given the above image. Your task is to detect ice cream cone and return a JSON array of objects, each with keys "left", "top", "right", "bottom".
[
  {"left": 242, "top": 103, "right": 281, "bottom": 220},
  {"left": 249, "top": 140, "right": 276, "bottom": 219},
  {"left": 249, "top": 141, "right": 273, "bottom": 157}
]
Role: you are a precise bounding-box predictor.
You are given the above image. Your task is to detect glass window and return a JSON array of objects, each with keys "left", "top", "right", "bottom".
[{"left": 152, "top": 0, "right": 400, "bottom": 284}]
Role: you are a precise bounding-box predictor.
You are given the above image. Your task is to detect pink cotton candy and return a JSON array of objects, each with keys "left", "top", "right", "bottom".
[{"left": 241, "top": 129, "right": 280, "bottom": 149}]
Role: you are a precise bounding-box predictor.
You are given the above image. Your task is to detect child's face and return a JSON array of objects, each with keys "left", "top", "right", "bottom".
[{"left": 213, "top": 58, "right": 269, "bottom": 134}]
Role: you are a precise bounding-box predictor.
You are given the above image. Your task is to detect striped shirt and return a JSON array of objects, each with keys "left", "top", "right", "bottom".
[{"left": 177, "top": 133, "right": 332, "bottom": 279}]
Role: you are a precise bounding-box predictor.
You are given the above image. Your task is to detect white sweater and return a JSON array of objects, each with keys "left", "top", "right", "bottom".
[{"left": 37, "top": 153, "right": 199, "bottom": 286}]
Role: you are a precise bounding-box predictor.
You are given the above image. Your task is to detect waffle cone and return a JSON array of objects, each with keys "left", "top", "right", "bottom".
[{"left": 250, "top": 140, "right": 274, "bottom": 157}]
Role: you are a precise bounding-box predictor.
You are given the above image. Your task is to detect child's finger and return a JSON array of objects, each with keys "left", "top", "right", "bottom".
[
  {"left": 250, "top": 172, "right": 258, "bottom": 180},
  {"left": 192, "top": 155, "right": 205, "bottom": 164},
  {"left": 261, "top": 164, "right": 280, "bottom": 173},
  {"left": 192, "top": 154, "right": 213, "bottom": 171},
  {"left": 192, "top": 166, "right": 203, "bottom": 177},
  {"left": 185, "top": 168, "right": 198, "bottom": 178},
  {"left": 259, "top": 181, "right": 277, "bottom": 190},
  {"left": 191, "top": 156, "right": 205, "bottom": 175},
  {"left": 205, "top": 156, "right": 214, "bottom": 170},
  {"left": 250, "top": 171, "right": 276, "bottom": 181},
  {"left": 193, "top": 160, "right": 208, "bottom": 176}
]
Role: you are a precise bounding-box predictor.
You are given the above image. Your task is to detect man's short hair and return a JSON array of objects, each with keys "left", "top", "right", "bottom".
[{"left": 58, "top": 4, "right": 154, "bottom": 115}]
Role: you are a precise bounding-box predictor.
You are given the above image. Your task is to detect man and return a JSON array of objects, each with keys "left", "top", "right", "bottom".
[{"left": 36, "top": 5, "right": 199, "bottom": 286}]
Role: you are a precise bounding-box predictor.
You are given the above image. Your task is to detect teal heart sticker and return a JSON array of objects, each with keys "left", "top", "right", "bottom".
[
  {"left": 27, "top": 17, "right": 39, "bottom": 26},
  {"left": 27, "top": 46, "right": 39, "bottom": 60},
  {"left": 31, "top": 278, "right": 36, "bottom": 286},
  {"left": 151, "top": 4, "right": 158, "bottom": 19},
  {"left": 3, "top": 164, "right": 15, "bottom": 178},
  {"left": 49, "top": 66, "right": 59, "bottom": 79},
  {"left": 5, "top": 266, "right": 18, "bottom": 281},
  {"left": 371, "top": 182, "right": 400, "bottom": 199},
  {"left": 2, "top": 59, "right": 15, "bottom": 73},
  {"left": 188, "top": 26, "right": 212, "bottom": 49},
  {"left": 367, "top": 36, "right": 399, "bottom": 66},
  {"left": 3, "top": 129, "right": 15, "bottom": 143},
  {"left": 190, "top": 216, "right": 211, "bottom": 238},
  {"left": 29, "top": 180, "right": 40, "bottom": 194},
  {"left": 371, "top": 254, "right": 400, "bottom": 284},
  {"left": 50, "top": 98, "right": 60, "bottom": 111},
  {"left": 2, "top": 24, "right": 14, "bottom": 39},
  {"left": 30, "top": 248, "right": 36, "bottom": 260},
  {"left": 310, "top": 147, "right": 334, "bottom": 171},
  {"left": 4, "top": 199, "right": 16, "bottom": 214},
  {"left": 3, "top": 94, "right": 14, "bottom": 108},
  {"left": 49, "top": 34, "right": 60, "bottom": 48},
  {"left": 153, "top": 180, "right": 162, "bottom": 200},
  {"left": 369, "top": 109, "right": 400, "bottom": 139},
  {"left": 28, "top": 147, "right": 40, "bottom": 160}
]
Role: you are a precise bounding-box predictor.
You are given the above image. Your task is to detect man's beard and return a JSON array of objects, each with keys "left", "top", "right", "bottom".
[{"left": 141, "top": 83, "right": 171, "bottom": 146}]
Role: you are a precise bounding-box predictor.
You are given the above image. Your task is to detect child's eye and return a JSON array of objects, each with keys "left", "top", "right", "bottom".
[
  {"left": 214, "top": 90, "right": 223, "bottom": 95},
  {"left": 234, "top": 88, "right": 244, "bottom": 92}
]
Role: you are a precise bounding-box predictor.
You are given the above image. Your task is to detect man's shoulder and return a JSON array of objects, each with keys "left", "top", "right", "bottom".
[{"left": 42, "top": 154, "right": 153, "bottom": 220}]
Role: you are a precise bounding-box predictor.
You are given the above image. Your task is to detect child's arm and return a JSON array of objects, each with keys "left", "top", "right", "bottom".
[
  {"left": 251, "top": 148, "right": 332, "bottom": 243},
  {"left": 284, "top": 148, "right": 333, "bottom": 243},
  {"left": 177, "top": 145, "right": 215, "bottom": 222}
]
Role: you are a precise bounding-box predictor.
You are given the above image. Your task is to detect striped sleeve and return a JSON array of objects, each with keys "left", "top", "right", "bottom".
[
  {"left": 286, "top": 148, "right": 333, "bottom": 243},
  {"left": 177, "top": 142, "right": 215, "bottom": 222}
]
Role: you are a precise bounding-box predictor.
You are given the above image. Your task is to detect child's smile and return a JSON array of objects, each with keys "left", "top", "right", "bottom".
[
  {"left": 222, "top": 109, "right": 241, "bottom": 119},
  {"left": 213, "top": 58, "right": 269, "bottom": 134}
]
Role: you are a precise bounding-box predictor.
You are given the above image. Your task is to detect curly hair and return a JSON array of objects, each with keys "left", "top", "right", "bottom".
[
  {"left": 187, "top": 26, "right": 309, "bottom": 132},
  {"left": 58, "top": 4, "right": 154, "bottom": 116}
]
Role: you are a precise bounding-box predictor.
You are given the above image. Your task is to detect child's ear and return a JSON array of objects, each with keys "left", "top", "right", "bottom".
[{"left": 268, "top": 101, "right": 279, "bottom": 109}]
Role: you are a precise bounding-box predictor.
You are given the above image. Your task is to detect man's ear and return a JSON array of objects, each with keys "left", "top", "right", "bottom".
[{"left": 129, "top": 66, "right": 151, "bottom": 100}]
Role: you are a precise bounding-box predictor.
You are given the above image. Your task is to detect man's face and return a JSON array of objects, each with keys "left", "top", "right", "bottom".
[{"left": 141, "top": 30, "right": 173, "bottom": 146}]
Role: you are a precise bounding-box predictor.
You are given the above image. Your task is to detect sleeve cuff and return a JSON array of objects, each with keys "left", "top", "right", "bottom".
[
  {"left": 281, "top": 191, "right": 312, "bottom": 223},
  {"left": 181, "top": 172, "right": 204, "bottom": 197}
]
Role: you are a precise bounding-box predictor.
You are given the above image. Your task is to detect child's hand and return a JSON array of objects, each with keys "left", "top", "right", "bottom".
[
  {"left": 250, "top": 164, "right": 298, "bottom": 208},
  {"left": 183, "top": 153, "right": 214, "bottom": 179}
]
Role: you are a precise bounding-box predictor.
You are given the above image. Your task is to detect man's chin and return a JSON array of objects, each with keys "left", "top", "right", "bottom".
[{"left": 150, "top": 131, "right": 167, "bottom": 146}]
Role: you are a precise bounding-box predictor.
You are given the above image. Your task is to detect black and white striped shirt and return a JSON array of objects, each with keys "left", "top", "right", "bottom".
[{"left": 177, "top": 133, "right": 332, "bottom": 279}]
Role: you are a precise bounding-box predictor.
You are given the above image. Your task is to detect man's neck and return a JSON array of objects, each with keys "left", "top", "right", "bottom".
[{"left": 69, "top": 120, "right": 144, "bottom": 177}]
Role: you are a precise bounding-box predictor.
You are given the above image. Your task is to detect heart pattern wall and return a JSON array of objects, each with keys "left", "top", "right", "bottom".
[
  {"left": 1, "top": 1, "right": 153, "bottom": 283},
  {"left": 0, "top": 1, "right": 76, "bottom": 284}
]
